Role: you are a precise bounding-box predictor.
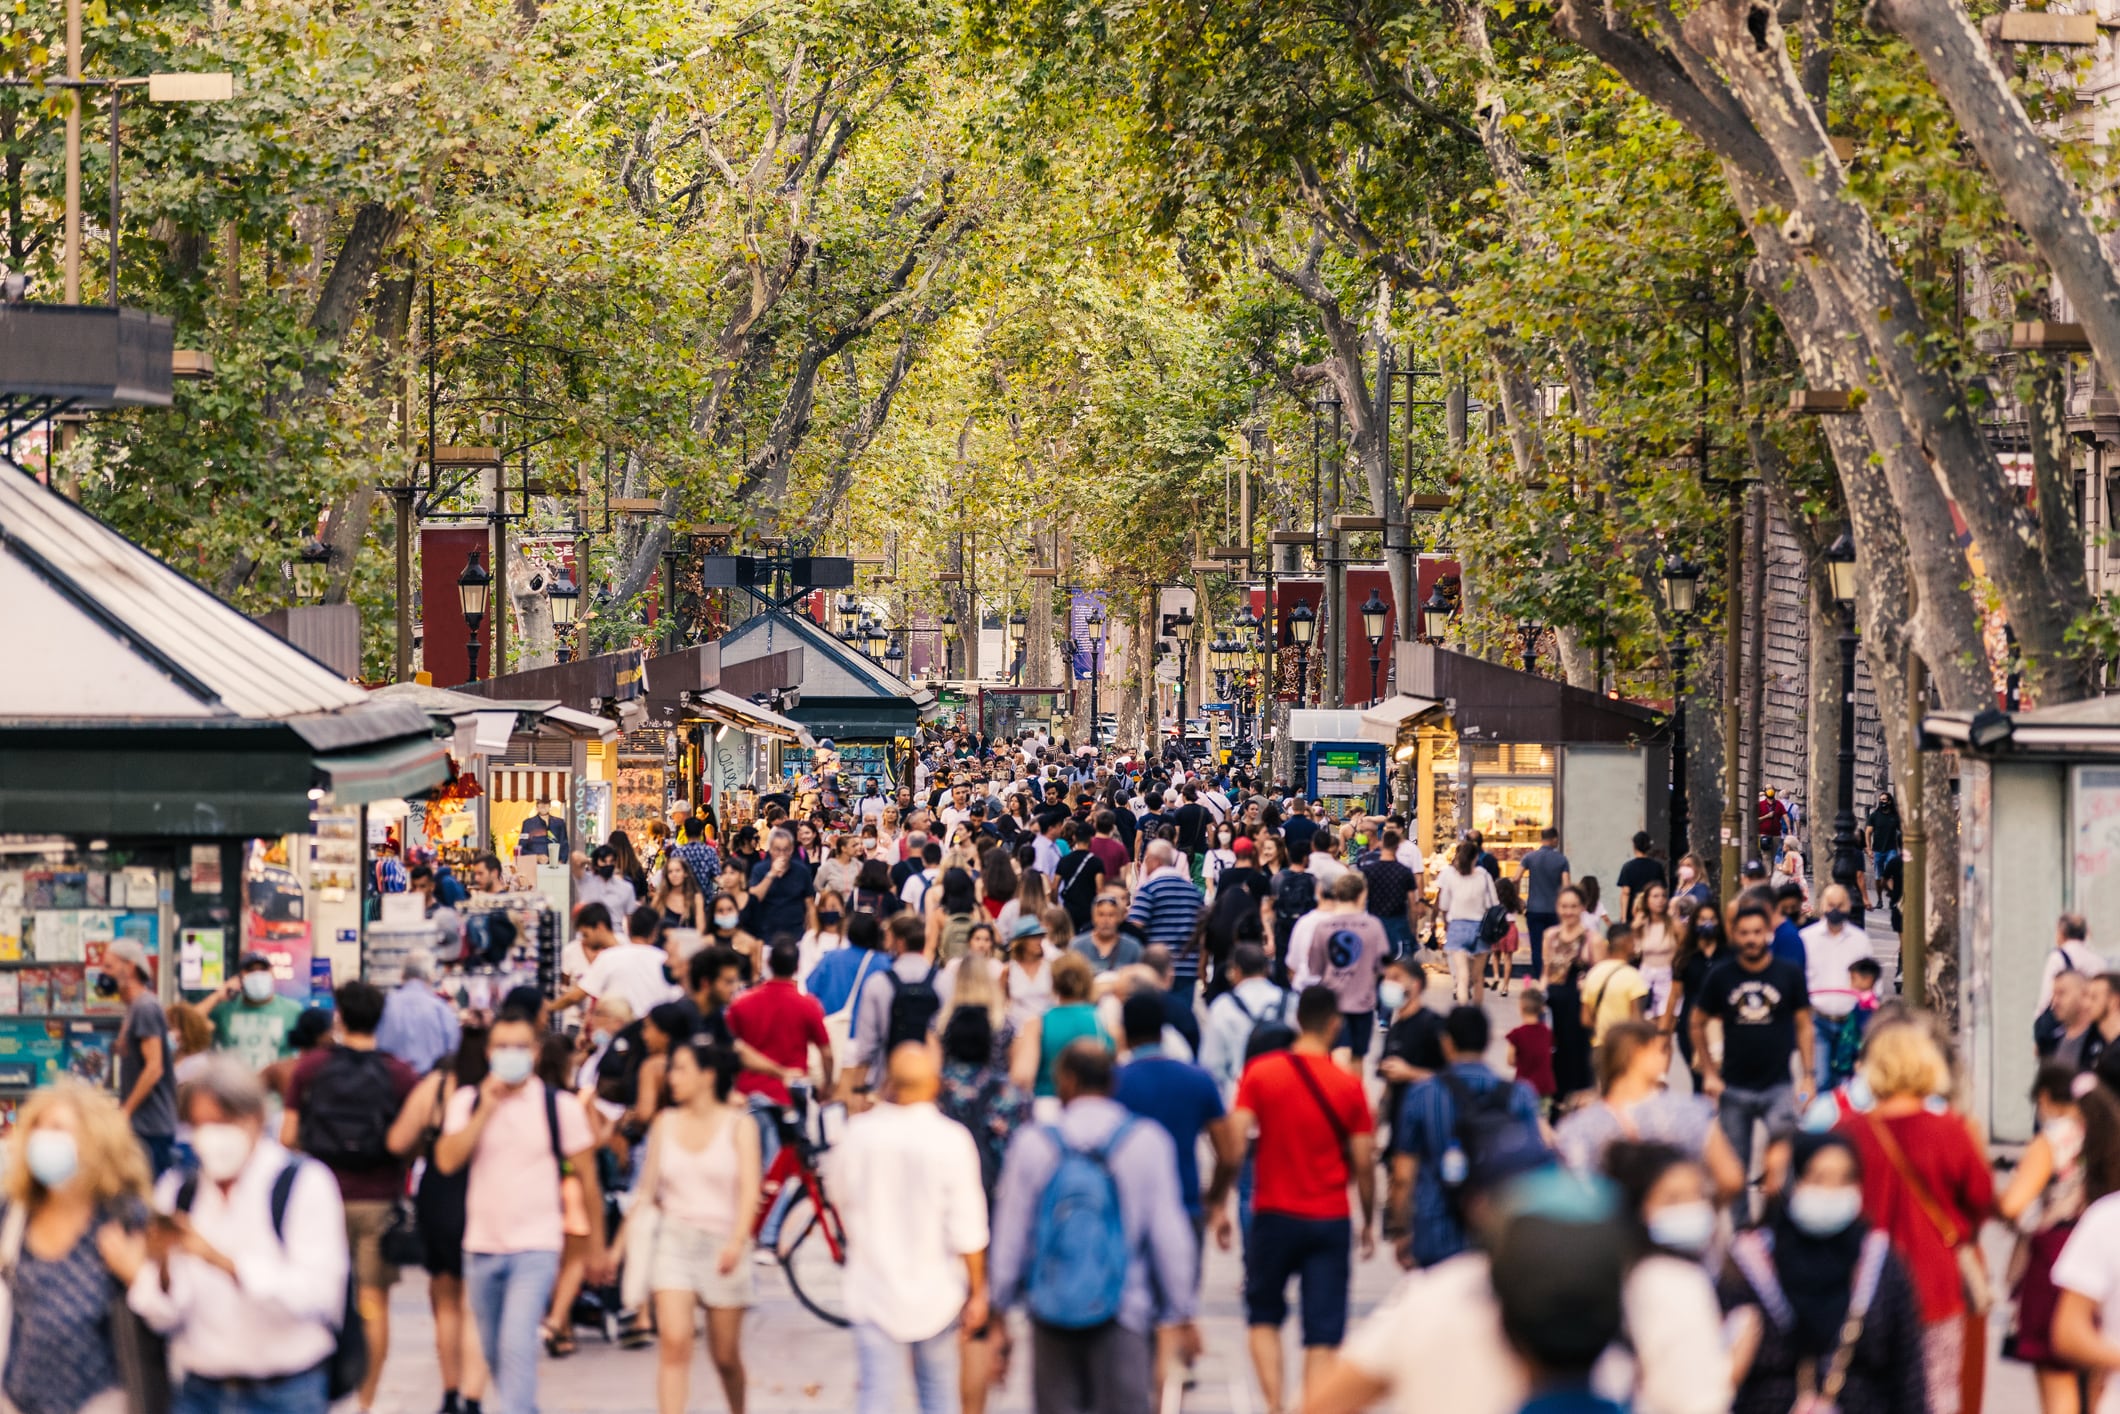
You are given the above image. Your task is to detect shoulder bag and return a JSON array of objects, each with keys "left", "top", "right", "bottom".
[{"left": 1866, "top": 1112, "right": 1993, "bottom": 1315}]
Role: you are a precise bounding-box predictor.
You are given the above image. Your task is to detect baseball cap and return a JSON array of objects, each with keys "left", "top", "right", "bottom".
[
  {"left": 1232, "top": 837, "right": 1256, "bottom": 856},
  {"left": 1742, "top": 859, "right": 1768, "bottom": 879},
  {"left": 106, "top": 939, "right": 150, "bottom": 980},
  {"left": 238, "top": 951, "right": 274, "bottom": 973}
]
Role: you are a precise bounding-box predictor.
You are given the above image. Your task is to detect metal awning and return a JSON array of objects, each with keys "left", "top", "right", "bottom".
[
  {"left": 541, "top": 705, "right": 621, "bottom": 743},
  {"left": 1925, "top": 697, "right": 2120, "bottom": 755},
  {"left": 1359, "top": 694, "right": 1446, "bottom": 745},
  {"left": 315, "top": 734, "right": 452, "bottom": 806},
  {"left": 692, "top": 689, "right": 815, "bottom": 745},
  {"left": 1288, "top": 709, "right": 1371, "bottom": 743}
]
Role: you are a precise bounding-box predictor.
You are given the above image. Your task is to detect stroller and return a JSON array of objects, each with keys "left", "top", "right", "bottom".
[{"left": 558, "top": 1147, "right": 628, "bottom": 1348}]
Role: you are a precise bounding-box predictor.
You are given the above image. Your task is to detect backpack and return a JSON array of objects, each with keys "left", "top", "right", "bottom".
[
  {"left": 297, "top": 1048, "right": 400, "bottom": 1171},
  {"left": 1271, "top": 870, "right": 1316, "bottom": 939},
  {"left": 1228, "top": 987, "right": 1297, "bottom": 1065},
  {"left": 881, "top": 964, "right": 944, "bottom": 1051},
  {"left": 937, "top": 912, "right": 981, "bottom": 963},
  {"left": 1025, "top": 1120, "right": 1138, "bottom": 1329},
  {"left": 178, "top": 1160, "right": 369, "bottom": 1401},
  {"left": 1055, "top": 850, "right": 1102, "bottom": 929},
  {"left": 1436, "top": 1072, "right": 1546, "bottom": 1215}
]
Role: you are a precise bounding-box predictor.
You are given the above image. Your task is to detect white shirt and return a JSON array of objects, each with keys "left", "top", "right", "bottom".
[
  {"left": 828, "top": 1100, "right": 990, "bottom": 1343},
  {"left": 1287, "top": 911, "right": 1328, "bottom": 991},
  {"left": 1797, "top": 918, "right": 1875, "bottom": 1017},
  {"left": 581, "top": 941, "right": 680, "bottom": 1018},
  {"left": 2054, "top": 1192, "right": 2120, "bottom": 1414},
  {"left": 577, "top": 870, "right": 638, "bottom": 921},
  {"left": 900, "top": 868, "right": 935, "bottom": 911},
  {"left": 1310, "top": 852, "right": 1350, "bottom": 889},
  {"left": 1395, "top": 841, "right": 1424, "bottom": 876},
  {"left": 939, "top": 805, "right": 972, "bottom": 834},
  {"left": 1201, "top": 788, "right": 1232, "bottom": 823},
  {"left": 1199, "top": 976, "right": 1292, "bottom": 1098},
  {"left": 1031, "top": 833, "right": 1062, "bottom": 878},
  {"left": 2042, "top": 940, "right": 2106, "bottom": 1013},
  {"left": 129, "top": 1140, "right": 347, "bottom": 1380},
  {"left": 1434, "top": 864, "right": 1497, "bottom": 923}
]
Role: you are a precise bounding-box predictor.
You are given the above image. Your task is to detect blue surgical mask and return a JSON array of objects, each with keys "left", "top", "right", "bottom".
[
  {"left": 1646, "top": 1200, "right": 1716, "bottom": 1256},
  {"left": 24, "top": 1131, "right": 78, "bottom": 1189},
  {"left": 1787, "top": 1184, "right": 1863, "bottom": 1237},
  {"left": 490, "top": 1046, "right": 536, "bottom": 1086},
  {"left": 243, "top": 972, "right": 277, "bottom": 1004}
]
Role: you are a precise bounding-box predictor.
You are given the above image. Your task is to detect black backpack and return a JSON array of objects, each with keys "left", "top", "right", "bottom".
[
  {"left": 1271, "top": 871, "right": 1316, "bottom": 938},
  {"left": 1437, "top": 1073, "right": 1546, "bottom": 1218},
  {"left": 1056, "top": 849, "right": 1102, "bottom": 929},
  {"left": 178, "top": 1160, "right": 368, "bottom": 1401},
  {"left": 1228, "top": 987, "right": 1297, "bottom": 1064},
  {"left": 882, "top": 964, "right": 944, "bottom": 1051},
  {"left": 297, "top": 1048, "right": 399, "bottom": 1171}
]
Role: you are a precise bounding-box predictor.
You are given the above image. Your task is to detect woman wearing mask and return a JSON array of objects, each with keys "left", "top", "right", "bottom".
[
  {"left": 1672, "top": 853, "right": 1711, "bottom": 908},
  {"left": 2002, "top": 1066, "right": 2116, "bottom": 1414},
  {"left": 1600, "top": 1141, "right": 1735, "bottom": 1414},
  {"left": 707, "top": 886, "right": 762, "bottom": 980},
  {"left": 799, "top": 892, "right": 848, "bottom": 986},
  {"left": 1835, "top": 1023, "right": 1994, "bottom": 1414},
  {"left": 1632, "top": 882, "right": 1677, "bottom": 1016},
  {"left": 1719, "top": 1132, "right": 1927, "bottom": 1414},
  {"left": 654, "top": 853, "right": 708, "bottom": 937},
  {"left": 1433, "top": 838, "right": 1500, "bottom": 1005},
  {"left": 388, "top": 1028, "right": 492, "bottom": 1414},
  {"left": 1204, "top": 825, "right": 1239, "bottom": 892},
  {"left": 1544, "top": 885, "right": 1599, "bottom": 1105},
  {"left": 1662, "top": 900, "right": 1727, "bottom": 1080},
  {"left": 1556, "top": 1021, "right": 1745, "bottom": 1202},
  {"left": 1, "top": 1079, "right": 154, "bottom": 1414},
  {"left": 621, "top": 1040, "right": 759, "bottom": 1414}
]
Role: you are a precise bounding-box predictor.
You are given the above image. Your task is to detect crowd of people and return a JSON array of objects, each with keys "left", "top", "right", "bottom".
[{"left": 3, "top": 727, "right": 2110, "bottom": 1414}]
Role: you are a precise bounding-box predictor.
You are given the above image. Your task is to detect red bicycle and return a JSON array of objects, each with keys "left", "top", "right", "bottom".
[{"left": 753, "top": 1083, "right": 850, "bottom": 1326}]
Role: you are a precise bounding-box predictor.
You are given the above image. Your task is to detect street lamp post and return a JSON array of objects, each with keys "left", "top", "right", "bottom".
[
  {"left": 838, "top": 594, "right": 861, "bottom": 639},
  {"left": 1517, "top": 619, "right": 1541, "bottom": 676},
  {"left": 1009, "top": 608, "right": 1028, "bottom": 684},
  {"left": 1659, "top": 554, "right": 1701, "bottom": 866},
  {"left": 1361, "top": 588, "right": 1388, "bottom": 705},
  {"left": 1289, "top": 600, "right": 1316, "bottom": 708},
  {"left": 1085, "top": 604, "right": 1106, "bottom": 742},
  {"left": 548, "top": 568, "right": 580, "bottom": 663},
  {"left": 1419, "top": 588, "right": 1452, "bottom": 645},
  {"left": 1169, "top": 606, "right": 1195, "bottom": 739},
  {"left": 1824, "top": 528, "right": 1865, "bottom": 917},
  {"left": 292, "top": 535, "right": 331, "bottom": 604},
  {"left": 456, "top": 550, "right": 491, "bottom": 683}
]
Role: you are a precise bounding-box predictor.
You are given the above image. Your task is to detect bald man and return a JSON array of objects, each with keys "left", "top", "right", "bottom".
[
  {"left": 831, "top": 1042, "right": 990, "bottom": 1413},
  {"left": 1798, "top": 883, "right": 1874, "bottom": 1087}
]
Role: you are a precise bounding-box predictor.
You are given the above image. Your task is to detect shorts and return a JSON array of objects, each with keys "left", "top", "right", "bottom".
[
  {"left": 1445, "top": 919, "right": 1485, "bottom": 954},
  {"left": 1243, "top": 1212, "right": 1350, "bottom": 1347},
  {"left": 344, "top": 1199, "right": 402, "bottom": 1291},
  {"left": 649, "top": 1216, "right": 754, "bottom": 1309},
  {"left": 1335, "top": 1011, "right": 1375, "bottom": 1059}
]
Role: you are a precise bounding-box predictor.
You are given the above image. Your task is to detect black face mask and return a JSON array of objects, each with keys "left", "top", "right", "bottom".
[{"left": 596, "top": 863, "right": 614, "bottom": 878}]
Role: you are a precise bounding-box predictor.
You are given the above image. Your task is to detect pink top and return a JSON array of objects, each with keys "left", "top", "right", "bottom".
[
  {"left": 444, "top": 1081, "right": 594, "bottom": 1255},
  {"left": 655, "top": 1112, "right": 744, "bottom": 1234}
]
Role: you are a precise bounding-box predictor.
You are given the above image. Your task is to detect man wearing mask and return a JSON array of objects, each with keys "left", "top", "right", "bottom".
[
  {"left": 1691, "top": 902, "right": 1814, "bottom": 1214},
  {"left": 1798, "top": 884, "right": 1874, "bottom": 1087},
  {"left": 114, "top": 1058, "right": 352, "bottom": 1414},
  {"left": 572, "top": 843, "right": 638, "bottom": 921},
  {"left": 436, "top": 1007, "right": 609, "bottom": 1414},
  {"left": 210, "top": 951, "right": 305, "bottom": 1076}
]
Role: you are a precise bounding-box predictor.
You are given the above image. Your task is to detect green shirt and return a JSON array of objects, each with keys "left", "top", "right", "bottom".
[
  {"left": 210, "top": 995, "right": 303, "bottom": 1074},
  {"left": 1034, "top": 1002, "right": 1108, "bottom": 1098}
]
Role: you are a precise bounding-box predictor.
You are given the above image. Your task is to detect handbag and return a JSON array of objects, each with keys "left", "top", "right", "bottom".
[
  {"left": 1867, "top": 1113, "right": 1993, "bottom": 1315},
  {"left": 619, "top": 1122, "right": 664, "bottom": 1312}
]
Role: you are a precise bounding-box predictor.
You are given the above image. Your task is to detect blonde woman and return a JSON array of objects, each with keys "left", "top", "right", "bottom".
[
  {"left": 873, "top": 806, "right": 904, "bottom": 862},
  {"left": 4, "top": 1079, "right": 154, "bottom": 1414}
]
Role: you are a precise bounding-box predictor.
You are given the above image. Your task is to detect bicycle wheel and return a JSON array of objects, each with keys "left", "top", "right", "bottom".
[{"left": 776, "top": 1187, "right": 851, "bottom": 1327}]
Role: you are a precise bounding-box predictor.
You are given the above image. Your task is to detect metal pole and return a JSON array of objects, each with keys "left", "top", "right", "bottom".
[
  {"left": 1830, "top": 605, "right": 1865, "bottom": 910},
  {"left": 1720, "top": 492, "right": 1744, "bottom": 895},
  {"left": 107, "top": 87, "right": 119, "bottom": 307},
  {"left": 1671, "top": 635, "right": 1690, "bottom": 865},
  {"left": 491, "top": 507, "right": 508, "bottom": 678},
  {"left": 394, "top": 488, "right": 413, "bottom": 681},
  {"left": 1903, "top": 652, "right": 1928, "bottom": 1005},
  {"left": 63, "top": 0, "right": 80, "bottom": 303},
  {"left": 466, "top": 622, "right": 480, "bottom": 683}
]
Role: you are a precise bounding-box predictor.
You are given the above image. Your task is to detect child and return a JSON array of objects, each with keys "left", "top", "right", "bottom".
[
  {"left": 1825, "top": 957, "right": 1885, "bottom": 1085},
  {"left": 1507, "top": 986, "right": 1556, "bottom": 1109},
  {"left": 1488, "top": 877, "right": 1524, "bottom": 997}
]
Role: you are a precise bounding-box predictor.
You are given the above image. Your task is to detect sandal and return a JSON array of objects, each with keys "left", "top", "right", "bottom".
[
  {"left": 618, "top": 1315, "right": 655, "bottom": 1350},
  {"left": 543, "top": 1323, "right": 575, "bottom": 1358}
]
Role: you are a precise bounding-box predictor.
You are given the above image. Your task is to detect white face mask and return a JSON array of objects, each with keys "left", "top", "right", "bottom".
[
  {"left": 242, "top": 972, "right": 277, "bottom": 1003},
  {"left": 1378, "top": 981, "right": 1409, "bottom": 1013},
  {"left": 192, "top": 1123, "right": 254, "bottom": 1182},
  {"left": 490, "top": 1046, "right": 536, "bottom": 1086},
  {"left": 1786, "top": 1183, "right": 1863, "bottom": 1237},
  {"left": 1646, "top": 1199, "right": 1717, "bottom": 1256},
  {"left": 24, "top": 1130, "right": 78, "bottom": 1189}
]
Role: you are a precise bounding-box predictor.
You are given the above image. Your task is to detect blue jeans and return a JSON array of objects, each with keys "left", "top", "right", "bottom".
[
  {"left": 139, "top": 1132, "right": 176, "bottom": 1178},
  {"left": 174, "top": 1367, "right": 328, "bottom": 1414},
  {"left": 465, "top": 1248, "right": 561, "bottom": 1414},
  {"left": 853, "top": 1319, "right": 957, "bottom": 1414},
  {"left": 750, "top": 1096, "right": 796, "bottom": 1245},
  {"left": 1716, "top": 1083, "right": 1797, "bottom": 1222}
]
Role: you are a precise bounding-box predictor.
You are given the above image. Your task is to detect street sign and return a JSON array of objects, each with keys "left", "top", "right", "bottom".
[{"left": 1154, "top": 660, "right": 1181, "bottom": 683}]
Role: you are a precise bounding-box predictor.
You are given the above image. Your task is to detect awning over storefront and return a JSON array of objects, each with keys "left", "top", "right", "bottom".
[
  {"left": 1925, "top": 696, "right": 2120, "bottom": 756},
  {"left": 691, "top": 689, "right": 814, "bottom": 745},
  {"left": 1392, "top": 642, "right": 1664, "bottom": 745},
  {"left": 1359, "top": 695, "right": 1447, "bottom": 746},
  {"left": 314, "top": 734, "right": 454, "bottom": 806}
]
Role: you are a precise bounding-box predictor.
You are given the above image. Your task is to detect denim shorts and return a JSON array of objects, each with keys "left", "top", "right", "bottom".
[{"left": 1445, "top": 918, "right": 1485, "bottom": 954}]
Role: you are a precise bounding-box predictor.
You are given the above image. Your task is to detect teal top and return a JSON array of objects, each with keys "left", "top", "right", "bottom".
[{"left": 1034, "top": 1002, "right": 1107, "bottom": 1097}]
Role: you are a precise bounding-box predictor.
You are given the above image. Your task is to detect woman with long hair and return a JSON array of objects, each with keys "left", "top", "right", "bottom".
[
  {"left": 1631, "top": 881, "right": 1677, "bottom": 1016},
  {"left": 800, "top": 890, "right": 848, "bottom": 985},
  {"left": 621, "top": 1040, "right": 759, "bottom": 1414},
  {"left": 385, "top": 1026, "right": 492, "bottom": 1413},
  {"left": 608, "top": 829, "right": 650, "bottom": 902},
  {"left": 815, "top": 831, "right": 862, "bottom": 900},
  {"left": 1543, "top": 885, "right": 1598, "bottom": 1105},
  {"left": 996, "top": 866, "right": 1050, "bottom": 938},
  {"left": 929, "top": 866, "right": 983, "bottom": 963},
  {"left": 654, "top": 852, "right": 707, "bottom": 936},
  {"left": 979, "top": 846, "right": 1018, "bottom": 920},
  {"left": 873, "top": 805, "right": 903, "bottom": 862},
  {"left": 2, "top": 1079, "right": 153, "bottom": 1414},
  {"left": 791, "top": 817, "right": 824, "bottom": 867},
  {"left": 1600, "top": 1140, "right": 1736, "bottom": 1412},
  {"left": 1835, "top": 1023, "right": 1995, "bottom": 1414},
  {"left": 848, "top": 859, "right": 902, "bottom": 920},
  {"left": 1662, "top": 898, "right": 1727, "bottom": 1079},
  {"left": 1719, "top": 1131, "right": 1928, "bottom": 1414},
  {"left": 1556, "top": 1020, "right": 1745, "bottom": 1200},
  {"left": 1434, "top": 837, "right": 1499, "bottom": 1005},
  {"left": 1254, "top": 833, "right": 1287, "bottom": 876},
  {"left": 2003, "top": 1066, "right": 2114, "bottom": 1414},
  {"left": 2047, "top": 1079, "right": 2120, "bottom": 1413}
]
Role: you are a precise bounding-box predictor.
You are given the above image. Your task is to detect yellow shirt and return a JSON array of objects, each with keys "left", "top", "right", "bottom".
[{"left": 1582, "top": 959, "right": 1649, "bottom": 1045}]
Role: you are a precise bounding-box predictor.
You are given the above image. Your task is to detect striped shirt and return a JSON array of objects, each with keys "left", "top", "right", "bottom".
[{"left": 1127, "top": 869, "right": 1206, "bottom": 978}]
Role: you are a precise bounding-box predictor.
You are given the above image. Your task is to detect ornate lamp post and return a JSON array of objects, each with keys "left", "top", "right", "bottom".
[
  {"left": 1085, "top": 603, "right": 1106, "bottom": 739},
  {"left": 1516, "top": 619, "right": 1541, "bottom": 676},
  {"left": 1169, "top": 606, "right": 1196, "bottom": 736},
  {"left": 1419, "top": 588, "right": 1452, "bottom": 645},
  {"left": 1361, "top": 588, "right": 1389, "bottom": 704},
  {"left": 838, "top": 594, "right": 861, "bottom": 639},
  {"left": 1658, "top": 553, "right": 1701, "bottom": 866},
  {"left": 456, "top": 550, "right": 491, "bottom": 683},
  {"left": 1289, "top": 600, "right": 1316, "bottom": 708},
  {"left": 548, "top": 568, "right": 581, "bottom": 663},
  {"left": 293, "top": 536, "right": 332, "bottom": 603},
  {"left": 1824, "top": 528, "right": 1865, "bottom": 915},
  {"left": 1008, "top": 608, "right": 1027, "bottom": 684}
]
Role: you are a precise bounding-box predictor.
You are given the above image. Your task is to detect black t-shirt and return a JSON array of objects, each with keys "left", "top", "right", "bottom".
[
  {"left": 1384, "top": 1007, "right": 1448, "bottom": 1074},
  {"left": 1696, "top": 957, "right": 1810, "bottom": 1090},
  {"left": 1171, "top": 803, "right": 1210, "bottom": 854},
  {"left": 1675, "top": 945, "right": 1723, "bottom": 1022},
  {"left": 1112, "top": 807, "right": 1139, "bottom": 856},
  {"left": 1867, "top": 806, "right": 1903, "bottom": 854},
  {"left": 1615, "top": 856, "right": 1667, "bottom": 901},
  {"left": 1054, "top": 849, "right": 1106, "bottom": 930},
  {"left": 1282, "top": 817, "right": 1319, "bottom": 851}
]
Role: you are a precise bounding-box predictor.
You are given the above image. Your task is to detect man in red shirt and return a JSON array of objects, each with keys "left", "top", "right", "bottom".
[
  {"left": 1088, "top": 809, "right": 1131, "bottom": 881},
  {"left": 1229, "top": 985, "right": 1377, "bottom": 1414},
  {"left": 726, "top": 939, "right": 834, "bottom": 1108}
]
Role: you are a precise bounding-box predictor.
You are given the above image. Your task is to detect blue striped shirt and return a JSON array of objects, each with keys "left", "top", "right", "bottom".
[{"left": 1127, "top": 870, "right": 1205, "bottom": 977}]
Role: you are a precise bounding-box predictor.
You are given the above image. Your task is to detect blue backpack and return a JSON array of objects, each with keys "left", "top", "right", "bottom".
[{"left": 1025, "top": 1120, "right": 1136, "bottom": 1329}]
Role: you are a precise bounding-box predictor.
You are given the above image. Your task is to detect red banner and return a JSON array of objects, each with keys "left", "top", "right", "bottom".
[{"left": 420, "top": 526, "right": 493, "bottom": 687}]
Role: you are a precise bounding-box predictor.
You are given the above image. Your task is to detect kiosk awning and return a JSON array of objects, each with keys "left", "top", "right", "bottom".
[
  {"left": 693, "top": 690, "right": 814, "bottom": 745},
  {"left": 1359, "top": 695, "right": 1446, "bottom": 745},
  {"left": 314, "top": 734, "right": 452, "bottom": 806}
]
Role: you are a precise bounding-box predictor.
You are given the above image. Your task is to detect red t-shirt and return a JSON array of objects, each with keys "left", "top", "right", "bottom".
[
  {"left": 284, "top": 1045, "right": 419, "bottom": 1202},
  {"left": 1234, "top": 1049, "right": 1374, "bottom": 1220},
  {"left": 726, "top": 979, "right": 830, "bottom": 1106},
  {"left": 1836, "top": 1108, "right": 1995, "bottom": 1321},
  {"left": 1088, "top": 835, "right": 1130, "bottom": 880},
  {"left": 1506, "top": 1024, "right": 1555, "bottom": 1097}
]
